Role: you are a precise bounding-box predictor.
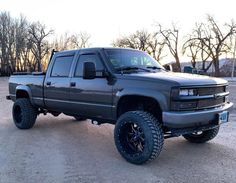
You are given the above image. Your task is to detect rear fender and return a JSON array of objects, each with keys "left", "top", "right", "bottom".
[{"left": 16, "top": 85, "right": 34, "bottom": 105}]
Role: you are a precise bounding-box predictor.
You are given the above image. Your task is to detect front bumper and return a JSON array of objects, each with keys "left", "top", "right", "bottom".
[{"left": 163, "top": 102, "right": 233, "bottom": 128}]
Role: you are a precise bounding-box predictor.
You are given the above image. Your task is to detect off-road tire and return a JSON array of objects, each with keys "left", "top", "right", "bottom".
[
  {"left": 114, "top": 111, "right": 164, "bottom": 164},
  {"left": 12, "top": 98, "right": 38, "bottom": 129},
  {"left": 183, "top": 127, "right": 220, "bottom": 143}
]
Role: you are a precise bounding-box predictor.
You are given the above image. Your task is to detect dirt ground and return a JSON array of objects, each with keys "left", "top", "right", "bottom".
[{"left": 0, "top": 77, "right": 235, "bottom": 183}]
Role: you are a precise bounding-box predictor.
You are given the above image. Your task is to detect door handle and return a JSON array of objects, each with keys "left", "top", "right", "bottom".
[
  {"left": 46, "top": 81, "right": 51, "bottom": 86},
  {"left": 70, "top": 82, "right": 76, "bottom": 87}
]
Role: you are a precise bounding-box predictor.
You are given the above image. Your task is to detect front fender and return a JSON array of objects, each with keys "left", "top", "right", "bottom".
[{"left": 114, "top": 87, "right": 169, "bottom": 111}]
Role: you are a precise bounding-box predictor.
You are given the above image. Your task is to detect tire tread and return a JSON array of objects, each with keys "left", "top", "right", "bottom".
[
  {"left": 183, "top": 127, "right": 219, "bottom": 143},
  {"left": 114, "top": 111, "right": 164, "bottom": 164},
  {"left": 13, "top": 98, "right": 37, "bottom": 129}
]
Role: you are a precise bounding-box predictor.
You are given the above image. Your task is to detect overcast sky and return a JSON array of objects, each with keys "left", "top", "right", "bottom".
[{"left": 1, "top": 0, "right": 236, "bottom": 48}]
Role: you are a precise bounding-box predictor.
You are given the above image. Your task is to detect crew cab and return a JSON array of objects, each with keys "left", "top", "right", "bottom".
[{"left": 7, "top": 48, "right": 233, "bottom": 164}]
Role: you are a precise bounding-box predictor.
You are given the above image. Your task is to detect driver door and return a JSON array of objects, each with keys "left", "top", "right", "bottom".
[{"left": 69, "top": 52, "right": 113, "bottom": 120}]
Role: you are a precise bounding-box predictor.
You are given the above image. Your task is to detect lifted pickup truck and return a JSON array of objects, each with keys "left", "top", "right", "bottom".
[{"left": 7, "top": 48, "right": 233, "bottom": 164}]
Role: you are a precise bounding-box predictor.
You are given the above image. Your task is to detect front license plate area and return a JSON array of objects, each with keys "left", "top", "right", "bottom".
[{"left": 218, "top": 111, "right": 229, "bottom": 124}]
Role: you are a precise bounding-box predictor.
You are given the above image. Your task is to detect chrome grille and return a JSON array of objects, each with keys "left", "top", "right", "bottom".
[
  {"left": 171, "top": 85, "right": 228, "bottom": 111},
  {"left": 198, "top": 86, "right": 225, "bottom": 96},
  {"left": 198, "top": 98, "right": 224, "bottom": 109},
  {"left": 194, "top": 85, "right": 226, "bottom": 110}
]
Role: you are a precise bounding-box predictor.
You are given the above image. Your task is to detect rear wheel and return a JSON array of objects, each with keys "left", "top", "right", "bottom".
[
  {"left": 183, "top": 127, "right": 219, "bottom": 143},
  {"left": 12, "top": 98, "right": 38, "bottom": 129},
  {"left": 114, "top": 111, "right": 164, "bottom": 164}
]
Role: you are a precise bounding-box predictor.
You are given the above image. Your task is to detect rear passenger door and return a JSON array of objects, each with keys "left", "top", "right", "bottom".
[
  {"left": 69, "top": 52, "right": 113, "bottom": 120},
  {"left": 44, "top": 54, "right": 74, "bottom": 112}
]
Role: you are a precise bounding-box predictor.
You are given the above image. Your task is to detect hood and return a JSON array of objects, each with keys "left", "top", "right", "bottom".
[{"left": 121, "top": 71, "right": 228, "bottom": 86}]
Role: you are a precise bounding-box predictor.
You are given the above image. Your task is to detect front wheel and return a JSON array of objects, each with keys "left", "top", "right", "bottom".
[
  {"left": 114, "top": 111, "right": 164, "bottom": 164},
  {"left": 183, "top": 127, "right": 219, "bottom": 143},
  {"left": 12, "top": 98, "right": 38, "bottom": 129}
]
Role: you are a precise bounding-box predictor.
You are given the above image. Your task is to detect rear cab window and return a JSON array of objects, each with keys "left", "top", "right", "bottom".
[{"left": 51, "top": 56, "right": 74, "bottom": 77}]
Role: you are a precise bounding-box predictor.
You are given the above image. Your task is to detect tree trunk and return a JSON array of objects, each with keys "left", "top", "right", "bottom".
[
  {"left": 192, "top": 60, "right": 196, "bottom": 68},
  {"left": 202, "top": 60, "right": 206, "bottom": 71},
  {"left": 175, "top": 56, "right": 181, "bottom": 72},
  {"left": 214, "top": 59, "right": 220, "bottom": 77}
]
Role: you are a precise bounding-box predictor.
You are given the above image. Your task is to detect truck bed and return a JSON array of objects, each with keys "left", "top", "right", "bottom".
[{"left": 9, "top": 74, "right": 45, "bottom": 107}]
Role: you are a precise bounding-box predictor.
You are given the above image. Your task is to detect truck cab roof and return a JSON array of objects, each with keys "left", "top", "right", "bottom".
[{"left": 54, "top": 47, "right": 137, "bottom": 56}]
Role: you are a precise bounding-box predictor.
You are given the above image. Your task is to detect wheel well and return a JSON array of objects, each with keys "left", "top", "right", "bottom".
[
  {"left": 117, "top": 95, "right": 162, "bottom": 122},
  {"left": 16, "top": 90, "right": 29, "bottom": 99}
]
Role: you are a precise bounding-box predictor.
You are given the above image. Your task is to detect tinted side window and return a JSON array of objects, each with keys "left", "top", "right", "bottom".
[
  {"left": 75, "top": 54, "right": 104, "bottom": 77},
  {"left": 51, "top": 56, "right": 74, "bottom": 77}
]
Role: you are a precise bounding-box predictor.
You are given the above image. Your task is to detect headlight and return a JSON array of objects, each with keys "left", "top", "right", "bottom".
[
  {"left": 179, "top": 89, "right": 195, "bottom": 96},
  {"left": 171, "top": 87, "right": 198, "bottom": 111}
]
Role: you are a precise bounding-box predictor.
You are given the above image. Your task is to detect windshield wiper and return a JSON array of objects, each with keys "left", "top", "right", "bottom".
[
  {"left": 146, "top": 66, "right": 165, "bottom": 71},
  {"left": 116, "top": 66, "right": 152, "bottom": 73}
]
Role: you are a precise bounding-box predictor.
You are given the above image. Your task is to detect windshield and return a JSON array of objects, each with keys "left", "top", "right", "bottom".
[{"left": 105, "top": 49, "right": 164, "bottom": 72}]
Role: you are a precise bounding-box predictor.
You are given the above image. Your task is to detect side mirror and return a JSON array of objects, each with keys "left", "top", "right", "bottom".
[
  {"left": 163, "top": 64, "right": 173, "bottom": 72},
  {"left": 83, "top": 62, "right": 96, "bottom": 79}
]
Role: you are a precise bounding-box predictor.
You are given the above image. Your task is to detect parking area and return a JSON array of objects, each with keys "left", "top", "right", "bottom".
[{"left": 0, "top": 77, "right": 236, "bottom": 183}]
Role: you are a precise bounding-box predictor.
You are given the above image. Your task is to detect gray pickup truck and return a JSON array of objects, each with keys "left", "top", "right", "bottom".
[{"left": 7, "top": 48, "right": 233, "bottom": 164}]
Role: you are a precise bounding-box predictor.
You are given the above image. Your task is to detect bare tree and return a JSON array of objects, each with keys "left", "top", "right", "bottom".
[
  {"left": 146, "top": 32, "right": 166, "bottom": 61},
  {"left": 14, "top": 15, "right": 30, "bottom": 72},
  {"left": 182, "top": 37, "right": 200, "bottom": 68},
  {"left": 0, "top": 12, "right": 13, "bottom": 75},
  {"left": 182, "top": 33, "right": 211, "bottom": 70},
  {"left": 72, "top": 32, "right": 91, "bottom": 48},
  {"left": 52, "top": 32, "right": 91, "bottom": 51},
  {"left": 187, "top": 16, "right": 236, "bottom": 76},
  {"left": 113, "top": 30, "right": 166, "bottom": 61},
  {"left": 2, "top": 11, "right": 235, "bottom": 77},
  {"left": 113, "top": 30, "right": 150, "bottom": 50},
  {"left": 0, "top": 11, "right": 92, "bottom": 75},
  {"left": 0, "top": 12, "right": 35, "bottom": 75},
  {"left": 28, "top": 22, "right": 53, "bottom": 71},
  {"left": 156, "top": 24, "right": 181, "bottom": 72}
]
